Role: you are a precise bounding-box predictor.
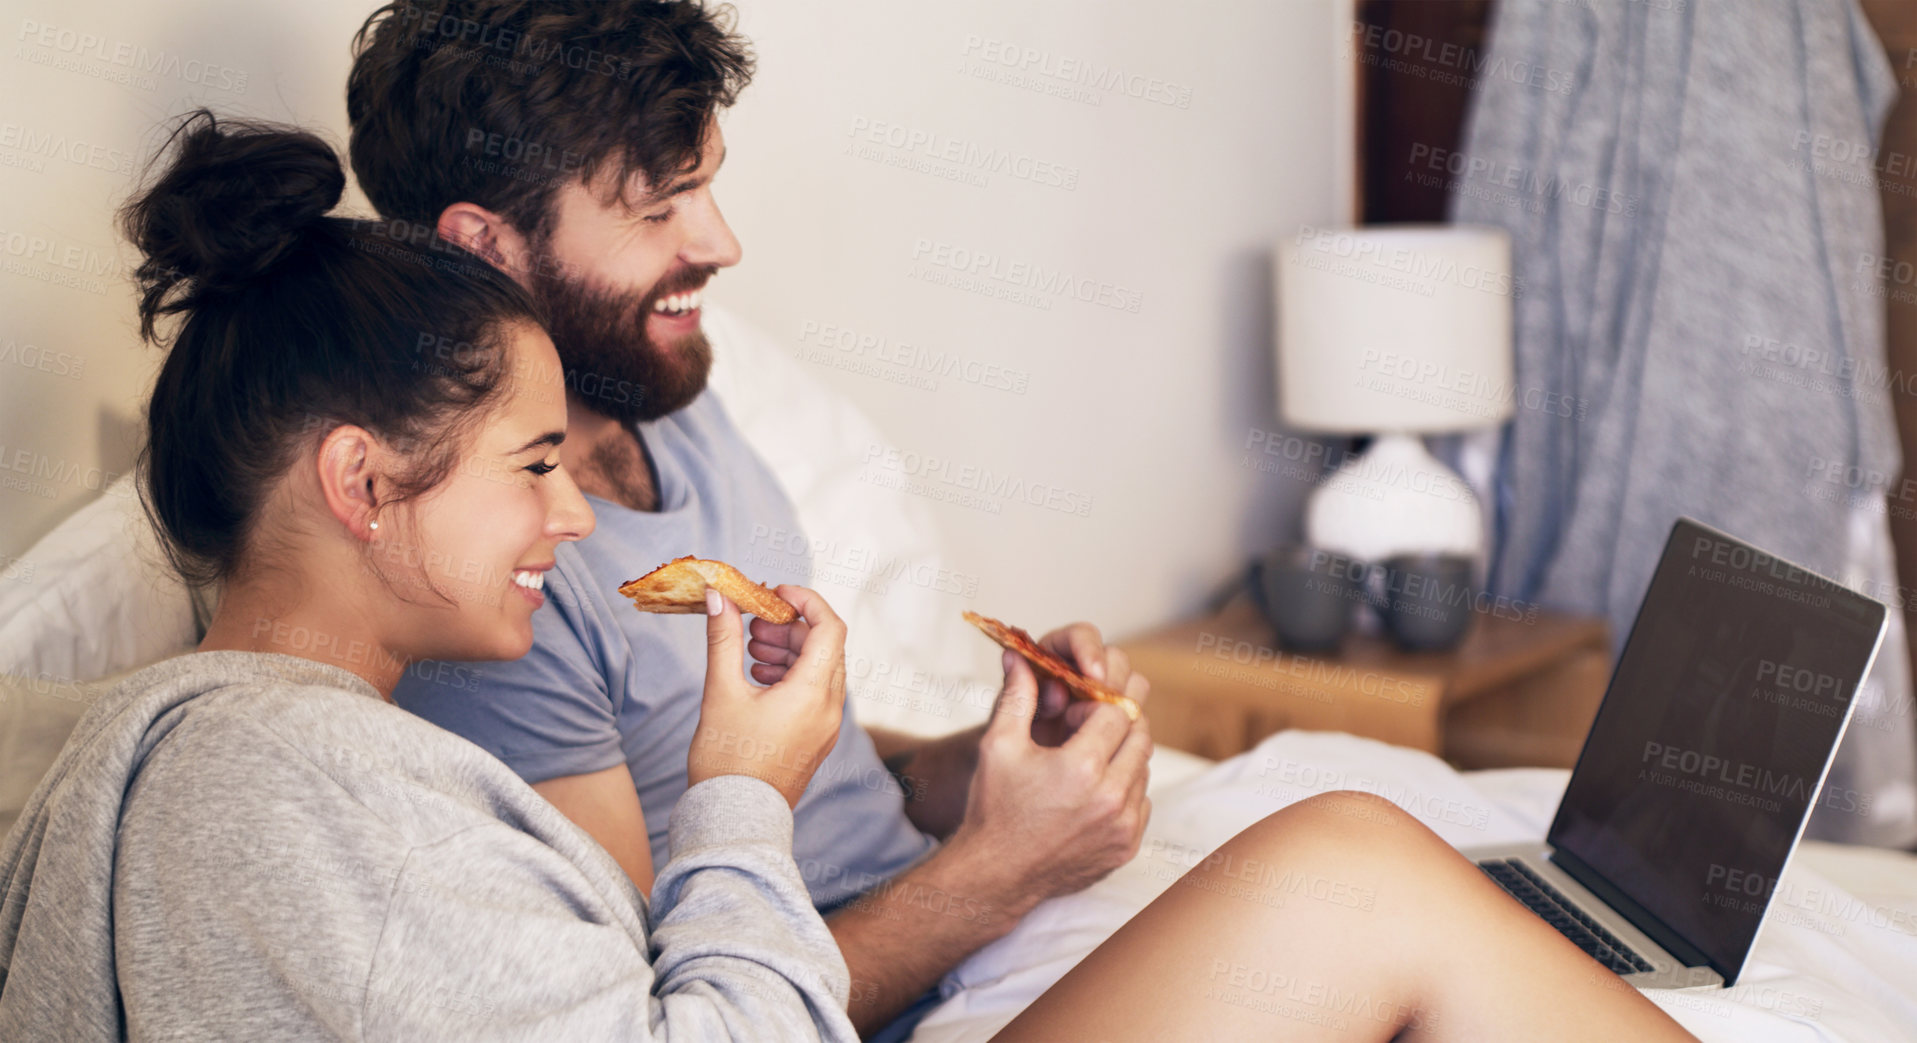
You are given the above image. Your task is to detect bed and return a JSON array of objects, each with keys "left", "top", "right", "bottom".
[
  {"left": 910, "top": 735, "right": 1917, "bottom": 1042},
  {"left": 3, "top": 306, "right": 1914, "bottom": 1040}
]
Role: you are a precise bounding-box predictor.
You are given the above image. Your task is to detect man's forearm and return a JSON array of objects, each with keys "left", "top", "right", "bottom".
[
  {"left": 826, "top": 836, "right": 1036, "bottom": 1036},
  {"left": 866, "top": 724, "right": 981, "bottom": 839}
]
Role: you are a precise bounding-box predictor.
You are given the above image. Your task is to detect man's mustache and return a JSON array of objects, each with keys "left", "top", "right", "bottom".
[{"left": 644, "top": 265, "right": 719, "bottom": 305}]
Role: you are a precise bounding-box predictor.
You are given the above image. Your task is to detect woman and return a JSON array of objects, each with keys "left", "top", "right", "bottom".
[
  {"left": 0, "top": 113, "right": 853, "bottom": 1040},
  {"left": 0, "top": 113, "right": 1694, "bottom": 1041}
]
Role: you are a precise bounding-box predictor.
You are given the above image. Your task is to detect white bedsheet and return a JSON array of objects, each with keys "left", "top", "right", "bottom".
[{"left": 910, "top": 732, "right": 1917, "bottom": 1042}]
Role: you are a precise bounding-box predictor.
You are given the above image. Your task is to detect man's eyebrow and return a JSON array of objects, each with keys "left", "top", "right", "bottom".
[
  {"left": 510, "top": 431, "right": 566, "bottom": 454},
  {"left": 632, "top": 146, "right": 727, "bottom": 207}
]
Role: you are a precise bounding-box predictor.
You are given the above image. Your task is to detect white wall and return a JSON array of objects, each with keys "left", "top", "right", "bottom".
[
  {"left": 0, "top": 0, "right": 377, "bottom": 558},
  {"left": 0, "top": 0, "right": 1351, "bottom": 649},
  {"left": 717, "top": 0, "right": 1353, "bottom": 641}
]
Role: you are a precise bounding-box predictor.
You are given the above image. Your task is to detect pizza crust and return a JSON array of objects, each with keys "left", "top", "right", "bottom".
[
  {"left": 962, "top": 610, "right": 1142, "bottom": 721},
  {"left": 618, "top": 556, "right": 799, "bottom": 623}
]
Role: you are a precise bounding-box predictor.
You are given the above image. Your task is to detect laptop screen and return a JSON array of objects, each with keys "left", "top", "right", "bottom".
[{"left": 1547, "top": 518, "right": 1886, "bottom": 983}]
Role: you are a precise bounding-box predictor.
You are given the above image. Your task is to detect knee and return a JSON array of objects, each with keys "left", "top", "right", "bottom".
[
  {"left": 1292, "top": 789, "right": 1409, "bottom": 826},
  {"left": 1229, "top": 790, "right": 1432, "bottom": 866},
  {"left": 1266, "top": 789, "right": 1419, "bottom": 834}
]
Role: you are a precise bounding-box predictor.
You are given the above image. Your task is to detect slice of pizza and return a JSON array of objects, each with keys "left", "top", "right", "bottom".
[
  {"left": 618, "top": 556, "right": 798, "bottom": 624},
  {"left": 962, "top": 610, "right": 1142, "bottom": 722}
]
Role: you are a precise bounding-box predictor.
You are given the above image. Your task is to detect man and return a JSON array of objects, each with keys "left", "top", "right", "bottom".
[{"left": 348, "top": 2, "right": 1152, "bottom": 1036}]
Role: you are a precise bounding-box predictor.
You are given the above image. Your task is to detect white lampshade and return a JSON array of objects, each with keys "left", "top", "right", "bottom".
[{"left": 1275, "top": 225, "right": 1514, "bottom": 434}]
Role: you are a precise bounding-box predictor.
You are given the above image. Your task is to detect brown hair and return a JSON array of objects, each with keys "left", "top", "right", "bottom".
[
  {"left": 347, "top": 0, "right": 754, "bottom": 241},
  {"left": 124, "top": 111, "right": 538, "bottom": 587}
]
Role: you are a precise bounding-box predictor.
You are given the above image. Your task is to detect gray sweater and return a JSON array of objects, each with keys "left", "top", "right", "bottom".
[{"left": 0, "top": 651, "right": 857, "bottom": 1041}]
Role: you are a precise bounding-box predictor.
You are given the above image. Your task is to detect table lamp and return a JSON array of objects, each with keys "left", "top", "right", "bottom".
[{"left": 1273, "top": 224, "right": 1514, "bottom": 565}]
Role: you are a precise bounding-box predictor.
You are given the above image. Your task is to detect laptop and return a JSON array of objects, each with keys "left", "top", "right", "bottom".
[{"left": 1462, "top": 517, "right": 1887, "bottom": 990}]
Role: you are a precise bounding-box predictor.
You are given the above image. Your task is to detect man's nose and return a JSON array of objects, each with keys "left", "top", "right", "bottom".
[{"left": 683, "top": 195, "right": 742, "bottom": 270}]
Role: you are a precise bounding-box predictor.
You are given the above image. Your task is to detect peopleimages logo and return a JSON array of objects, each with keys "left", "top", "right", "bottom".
[
  {"left": 796, "top": 320, "right": 1032, "bottom": 395},
  {"left": 1195, "top": 632, "right": 1428, "bottom": 705},
  {"left": 0, "top": 228, "right": 120, "bottom": 278},
  {"left": 393, "top": 2, "right": 635, "bottom": 80},
  {"left": 15, "top": 19, "right": 249, "bottom": 92},
  {"left": 0, "top": 339, "right": 85, "bottom": 379},
  {"left": 861, "top": 444, "right": 1095, "bottom": 518},
  {"left": 1739, "top": 331, "right": 1917, "bottom": 400},
  {"left": 1753, "top": 659, "right": 1849, "bottom": 701},
  {"left": 0, "top": 444, "right": 129, "bottom": 500},
  {"left": 460, "top": 128, "right": 584, "bottom": 189},
  {"left": 958, "top": 34, "right": 1194, "bottom": 109},
  {"left": 1689, "top": 533, "right": 1844, "bottom": 593},
  {"left": 748, "top": 524, "right": 982, "bottom": 599},
  {"left": 1293, "top": 226, "right": 1521, "bottom": 298},
  {"left": 1352, "top": 22, "right": 1574, "bottom": 97},
  {"left": 0, "top": 121, "right": 136, "bottom": 176},
  {"left": 1639, "top": 741, "right": 1810, "bottom": 813},
  {"left": 1355, "top": 348, "right": 1585, "bottom": 421},
  {"left": 846, "top": 117, "right": 1080, "bottom": 191},
  {"left": 908, "top": 239, "right": 1143, "bottom": 313}
]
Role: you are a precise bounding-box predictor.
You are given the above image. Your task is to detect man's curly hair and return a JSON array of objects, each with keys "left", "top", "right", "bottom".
[{"left": 348, "top": 0, "right": 753, "bottom": 240}]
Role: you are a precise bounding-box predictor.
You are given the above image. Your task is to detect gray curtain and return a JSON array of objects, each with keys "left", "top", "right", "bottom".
[{"left": 1452, "top": 0, "right": 1917, "bottom": 846}]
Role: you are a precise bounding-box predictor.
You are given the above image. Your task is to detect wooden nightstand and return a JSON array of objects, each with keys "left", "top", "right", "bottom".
[{"left": 1117, "top": 597, "right": 1612, "bottom": 770}]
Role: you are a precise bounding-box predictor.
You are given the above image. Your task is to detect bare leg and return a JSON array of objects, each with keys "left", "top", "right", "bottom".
[{"left": 994, "top": 791, "right": 1695, "bottom": 1042}]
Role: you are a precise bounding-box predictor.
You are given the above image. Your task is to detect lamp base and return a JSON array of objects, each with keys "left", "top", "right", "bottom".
[{"left": 1303, "top": 433, "right": 1483, "bottom": 563}]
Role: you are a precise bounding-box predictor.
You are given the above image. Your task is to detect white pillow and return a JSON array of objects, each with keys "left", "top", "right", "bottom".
[
  {"left": 0, "top": 477, "right": 201, "bottom": 684},
  {"left": 705, "top": 304, "right": 983, "bottom": 734}
]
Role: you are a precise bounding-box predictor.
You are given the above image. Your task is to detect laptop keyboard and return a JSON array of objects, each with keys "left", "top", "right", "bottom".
[{"left": 1478, "top": 859, "right": 1655, "bottom": 976}]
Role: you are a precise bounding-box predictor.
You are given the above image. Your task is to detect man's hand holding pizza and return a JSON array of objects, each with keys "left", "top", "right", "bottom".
[
  {"left": 950, "top": 638, "right": 1154, "bottom": 905},
  {"left": 749, "top": 612, "right": 1154, "bottom": 903},
  {"left": 857, "top": 619, "right": 1153, "bottom": 895},
  {"left": 687, "top": 566, "right": 1155, "bottom": 1034}
]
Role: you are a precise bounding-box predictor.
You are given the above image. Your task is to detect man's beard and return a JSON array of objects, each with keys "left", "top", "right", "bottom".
[{"left": 527, "top": 249, "right": 716, "bottom": 426}]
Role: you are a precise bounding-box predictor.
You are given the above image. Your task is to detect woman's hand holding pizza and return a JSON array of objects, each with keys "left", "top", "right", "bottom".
[{"left": 688, "top": 583, "right": 846, "bottom": 808}]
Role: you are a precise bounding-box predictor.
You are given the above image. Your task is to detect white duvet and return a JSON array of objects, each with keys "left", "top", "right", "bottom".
[{"left": 911, "top": 732, "right": 1917, "bottom": 1043}]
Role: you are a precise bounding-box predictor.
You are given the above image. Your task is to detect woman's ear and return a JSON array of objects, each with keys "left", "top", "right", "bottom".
[
  {"left": 437, "top": 201, "right": 533, "bottom": 285},
  {"left": 315, "top": 425, "right": 386, "bottom": 542}
]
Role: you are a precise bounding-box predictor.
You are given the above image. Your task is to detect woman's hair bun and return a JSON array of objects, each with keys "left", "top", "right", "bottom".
[{"left": 122, "top": 109, "right": 346, "bottom": 340}]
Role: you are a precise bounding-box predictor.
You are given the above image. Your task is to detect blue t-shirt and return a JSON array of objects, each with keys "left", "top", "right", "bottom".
[{"left": 393, "top": 391, "right": 936, "bottom": 911}]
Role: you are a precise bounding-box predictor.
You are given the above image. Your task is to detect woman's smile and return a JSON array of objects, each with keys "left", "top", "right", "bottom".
[{"left": 511, "top": 563, "right": 552, "bottom": 607}]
